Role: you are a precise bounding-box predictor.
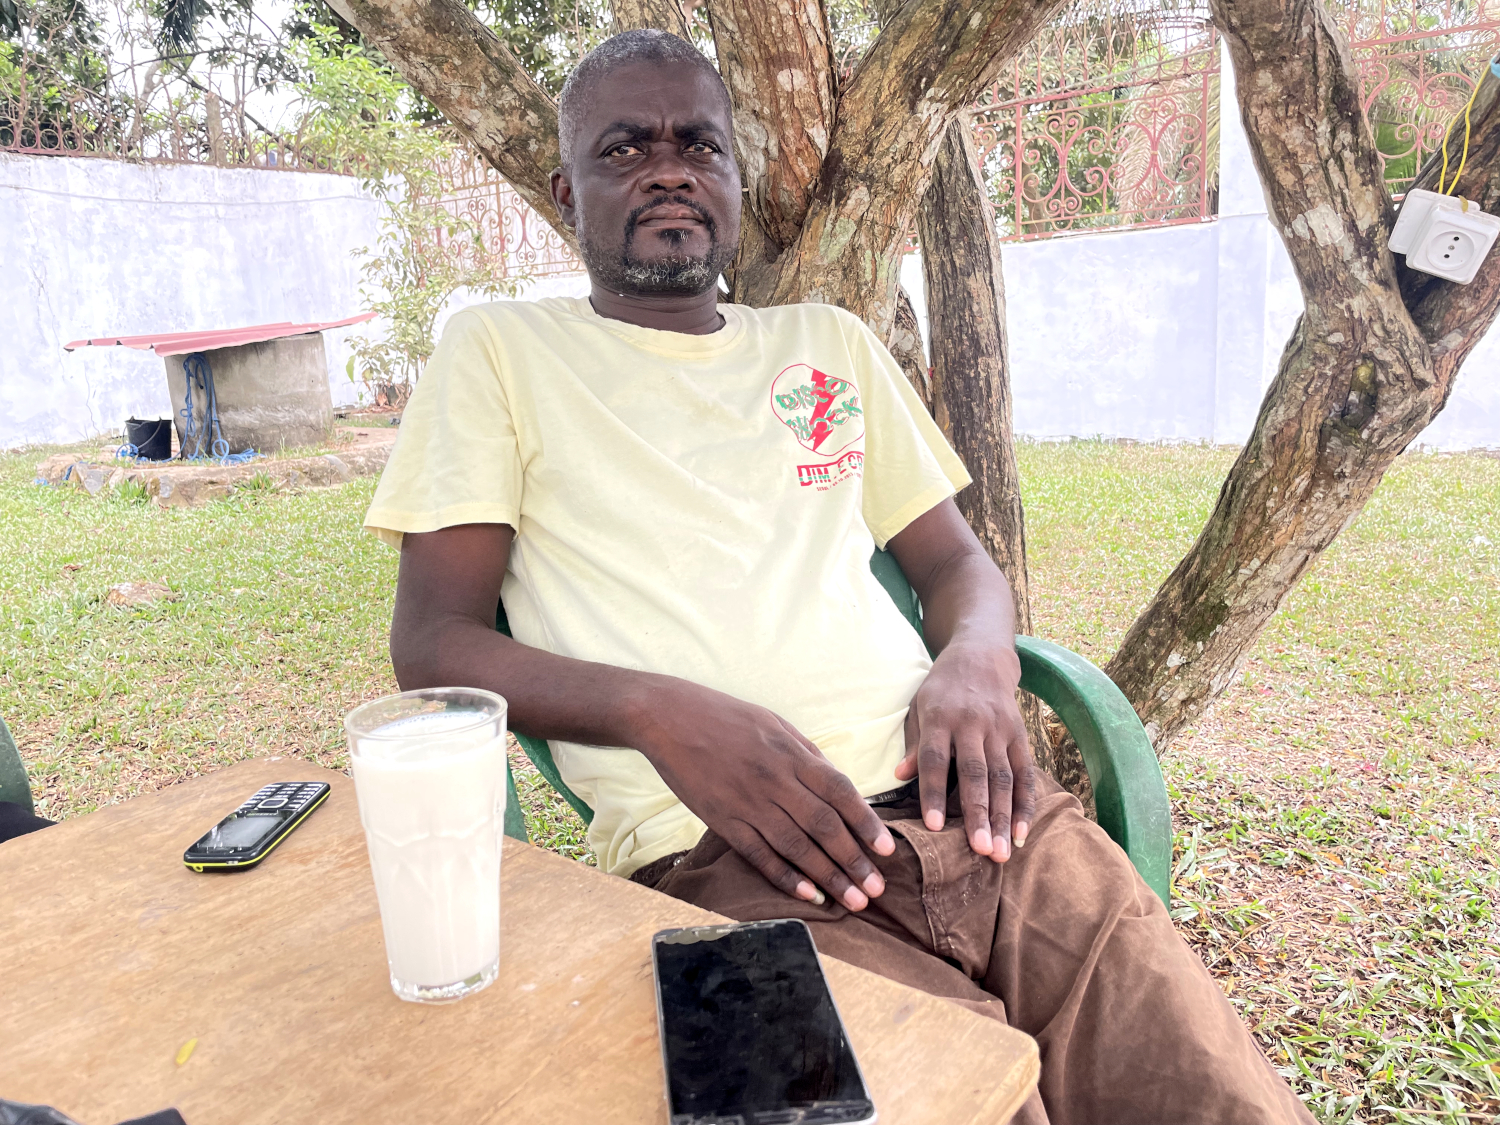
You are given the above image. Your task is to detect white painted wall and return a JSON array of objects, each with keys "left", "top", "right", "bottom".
[
  {"left": 1, "top": 153, "right": 389, "bottom": 449},
  {"left": 0, "top": 151, "right": 592, "bottom": 451}
]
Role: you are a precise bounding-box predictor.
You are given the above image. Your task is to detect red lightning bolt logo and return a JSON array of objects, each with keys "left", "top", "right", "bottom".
[{"left": 807, "top": 369, "right": 844, "bottom": 451}]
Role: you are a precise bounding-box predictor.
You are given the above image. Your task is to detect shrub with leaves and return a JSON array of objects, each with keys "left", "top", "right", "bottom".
[{"left": 293, "top": 25, "right": 524, "bottom": 397}]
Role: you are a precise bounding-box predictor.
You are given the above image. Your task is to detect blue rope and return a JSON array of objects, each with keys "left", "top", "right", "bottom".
[{"left": 179, "top": 351, "right": 260, "bottom": 465}]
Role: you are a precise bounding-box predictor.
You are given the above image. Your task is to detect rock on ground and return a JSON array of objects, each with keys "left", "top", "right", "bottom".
[
  {"left": 104, "top": 581, "right": 180, "bottom": 607},
  {"left": 35, "top": 430, "right": 395, "bottom": 509}
]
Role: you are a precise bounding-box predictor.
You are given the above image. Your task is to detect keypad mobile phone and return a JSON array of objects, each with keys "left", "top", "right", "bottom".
[{"left": 183, "top": 781, "right": 330, "bottom": 872}]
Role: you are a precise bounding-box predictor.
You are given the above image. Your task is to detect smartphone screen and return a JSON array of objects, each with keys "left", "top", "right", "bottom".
[{"left": 652, "top": 918, "right": 875, "bottom": 1125}]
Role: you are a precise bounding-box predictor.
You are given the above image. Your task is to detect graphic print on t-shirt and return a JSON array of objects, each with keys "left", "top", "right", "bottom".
[{"left": 770, "top": 363, "right": 866, "bottom": 491}]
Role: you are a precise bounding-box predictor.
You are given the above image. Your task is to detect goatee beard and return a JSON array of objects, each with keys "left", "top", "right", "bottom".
[{"left": 579, "top": 197, "right": 734, "bottom": 297}]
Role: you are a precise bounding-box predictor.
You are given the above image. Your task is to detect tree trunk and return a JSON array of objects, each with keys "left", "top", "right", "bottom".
[
  {"left": 705, "top": 0, "right": 836, "bottom": 253},
  {"left": 886, "top": 286, "right": 934, "bottom": 413},
  {"left": 324, "top": 0, "right": 574, "bottom": 244},
  {"left": 727, "top": 0, "right": 1072, "bottom": 337},
  {"left": 611, "top": 0, "right": 692, "bottom": 40},
  {"left": 329, "top": 0, "right": 1071, "bottom": 337},
  {"left": 1105, "top": 1, "right": 1500, "bottom": 751},
  {"left": 916, "top": 115, "right": 1066, "bottom": 788}
]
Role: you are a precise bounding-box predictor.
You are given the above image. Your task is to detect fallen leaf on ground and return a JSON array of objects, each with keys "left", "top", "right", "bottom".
[{"left": 175, "top": 1037, "right": 197, "bottom": 1066}]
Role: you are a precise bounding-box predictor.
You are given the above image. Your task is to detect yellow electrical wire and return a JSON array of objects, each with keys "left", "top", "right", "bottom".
[{"left": 1437, "top": 74, "right": 1485, "bottom": 199}]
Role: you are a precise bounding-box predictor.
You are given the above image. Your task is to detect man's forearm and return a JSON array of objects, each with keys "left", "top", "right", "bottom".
[
  {"left": 916, "top": 549, "right": 1017, "bottom": 659},
  {"left": 391, "top": 605, "right": 671, "bottom": 750},
  {"left": 888, "top": 501, "right": 1018, "bottom": 671}
]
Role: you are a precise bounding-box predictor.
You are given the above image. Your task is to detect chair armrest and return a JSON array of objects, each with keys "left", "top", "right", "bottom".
[
  {"left": 0, "top": 717, "right": 33, "bottom": 814},
  {"left": 494, "top": 601, "right": 597, "bottom": 835},
  {"left": 504, "top": 756, "right": 529, "bottom": 842},
  {"left": 1015, "top": 636, "right": 1172, "bottom": 907}
]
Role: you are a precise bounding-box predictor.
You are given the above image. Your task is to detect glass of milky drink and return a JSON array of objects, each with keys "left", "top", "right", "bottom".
[{"left": 345, "top": 687, "right": 508, "bottom": 1004}]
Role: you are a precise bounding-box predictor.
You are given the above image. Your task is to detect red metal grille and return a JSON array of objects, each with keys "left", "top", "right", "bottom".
[
  {"left": 1342, "top": 0, "right": 1500, "bottom": 197},
  {"left": 974, "top": 3, "right": 1220, "bottom": 242},
  {"left": 428, "top": 152, "right": 583, "bottom": 279}
]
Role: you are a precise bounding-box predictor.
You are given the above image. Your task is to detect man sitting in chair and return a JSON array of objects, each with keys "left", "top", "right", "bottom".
[{"left": 365, "top": 30, "right": 1311, "bottom": 1125}]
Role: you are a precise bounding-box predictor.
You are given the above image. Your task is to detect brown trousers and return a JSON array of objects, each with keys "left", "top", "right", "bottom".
[{"left": 632, "top": 775, "right": 1313, "bottom": 1125}]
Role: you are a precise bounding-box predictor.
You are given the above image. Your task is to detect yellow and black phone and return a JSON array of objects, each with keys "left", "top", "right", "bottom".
[{"left": 183, "top": 781, "right": 330, "bottom": 872}]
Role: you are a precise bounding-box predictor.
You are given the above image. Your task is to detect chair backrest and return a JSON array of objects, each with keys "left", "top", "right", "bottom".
[
  {"left": 0, "top": 717, "right": 34, "bottom": 814},
  {"left": 869, "top": 547, "right": 929, "bottom": 649}
]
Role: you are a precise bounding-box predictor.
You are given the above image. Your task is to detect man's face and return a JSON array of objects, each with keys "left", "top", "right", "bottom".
[{"left": 553, "top": 62, "right": 741, "bottom": 297}]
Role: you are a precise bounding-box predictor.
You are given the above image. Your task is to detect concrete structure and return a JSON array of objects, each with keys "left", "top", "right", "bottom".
[
  {"left": 1, "top": 153, "right": 383, "bottom": 450},
  {"left": 163, "top": 334, "right": 335, "bottom": 456}
]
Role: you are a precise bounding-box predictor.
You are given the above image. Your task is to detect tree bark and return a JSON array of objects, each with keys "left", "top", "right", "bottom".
[
  {"left": 886, "top": 286, "right": 934, "bottom": 413},
  {"left": 612, "top": 0, "right": 692, "bottom": 40},
  {"left": 916, "top": 114, "right": 1065, "bottom": 787},
  {"left": 917, "top": 117, "right": 1032, "bottom": 632},
  {"left": 726, "top": 0, "right": 1072, "bottom": 335},
  {"left": 705, "top": 0, "right": 837, "bottom": 252},
  {"left": 1104, "top": 1, "right": 1500, "bottom": 750}
]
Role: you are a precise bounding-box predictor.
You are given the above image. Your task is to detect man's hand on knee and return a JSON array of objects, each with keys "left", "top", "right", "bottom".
[
  {"left": 629, "top": 682, "right": 895, "bottom": 912},
  {"left": 895, "top": 642, "right": 1037, "bottom": 861}
]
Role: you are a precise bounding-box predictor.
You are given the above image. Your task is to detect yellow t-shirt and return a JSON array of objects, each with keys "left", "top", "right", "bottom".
[{"left": 364, "top": 297, "right": 971, "bottom": 875}]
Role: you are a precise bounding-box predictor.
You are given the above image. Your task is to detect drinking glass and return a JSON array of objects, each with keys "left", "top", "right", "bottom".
[{"left": 345, "top": 687, "right": 508, "bottom": 1004}]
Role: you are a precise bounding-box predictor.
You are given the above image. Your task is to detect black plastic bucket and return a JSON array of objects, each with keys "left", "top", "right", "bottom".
[{"left": 125, "top": 417, "right": 172, "bottom": 461}]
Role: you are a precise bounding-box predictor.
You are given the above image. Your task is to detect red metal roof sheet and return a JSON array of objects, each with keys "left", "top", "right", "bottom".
[{"left": 63, "top": 312, "right": 377, "bottom": 356}]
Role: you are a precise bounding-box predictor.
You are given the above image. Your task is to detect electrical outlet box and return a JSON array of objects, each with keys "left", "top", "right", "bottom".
[{"left": 1389, "top": 187, "right": 1500, "bottom": 284}]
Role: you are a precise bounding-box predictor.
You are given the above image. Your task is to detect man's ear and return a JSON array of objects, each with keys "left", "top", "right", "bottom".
[{"left": 550, "top": 167, "right": 576, "bottom": 230}]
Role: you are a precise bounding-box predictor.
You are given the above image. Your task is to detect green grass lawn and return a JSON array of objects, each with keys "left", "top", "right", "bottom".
[{"left": 2, "top": 439, "right": 1495, "bottom": 1123}]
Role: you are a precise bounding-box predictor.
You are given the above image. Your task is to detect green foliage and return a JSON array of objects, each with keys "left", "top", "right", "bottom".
[
  {"left": 291, "top": 24, "right": 441, "bottom": 182},
  {"left": 235, "top": 471, "right": 277, "bottom": 495},
  {"left": 292, "top": 25, "right": 524, "bottom": 392},
  {"left": 0, "top": 0, "right": 113, "bottom": 149},
  {"left": 108, "top": 479, "right": 153, "bottom": 505},
  {"left": 468, "top": 0, "right": 611, "bottom": 97}
]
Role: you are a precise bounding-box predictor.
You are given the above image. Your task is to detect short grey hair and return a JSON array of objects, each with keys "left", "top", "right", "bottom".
[{"left": 557, "top": 30, "right": 728, "bottom": 167}]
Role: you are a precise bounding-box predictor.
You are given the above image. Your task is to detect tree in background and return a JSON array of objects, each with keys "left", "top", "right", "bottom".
[
  {"left": 292, "top": 24, "right": 523, "bottom": 400},
  {"left": 0, "top": 0, "right": 112, "bottom": 150},
  {"left": 1104, "top": 0, "right": 1500, "bottom": 750}
]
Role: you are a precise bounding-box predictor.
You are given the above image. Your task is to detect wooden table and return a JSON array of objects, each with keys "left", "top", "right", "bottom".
[{"left": 1, "top": 760, "right": 1037, "bottom": 1124}]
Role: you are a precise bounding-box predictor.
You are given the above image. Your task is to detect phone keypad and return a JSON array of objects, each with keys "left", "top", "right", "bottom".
[{"left": 239, "top": 782, "right": 327, "bottom": 817}]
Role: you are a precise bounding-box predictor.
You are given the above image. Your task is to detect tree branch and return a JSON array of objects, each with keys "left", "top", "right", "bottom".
[
  {"left": 324, "top": 0, "right": 572, "bottom": 246},
  {"left": 887, "top": 285, "right": 932, "bottom": 411},
  {"left": 916, "top": 114, "right": 1061, "bottom": 785},
  {"left": 917, "top": 116, "right": 1030, "bottom": 632},
  {"left": 1399, "top": 68, "right": 1500, "bottom": 386},
  {"left": 705, "top": 0, "right": 837, "bottom": 251},
  {"left": 744, "top": 0, "right": 1069, "bottom": 334}
]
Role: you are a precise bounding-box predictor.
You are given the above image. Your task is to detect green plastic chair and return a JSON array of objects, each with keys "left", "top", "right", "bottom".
[
  {"left": 0, "top": 716, "right": 35, "bottom": 814},
  {"left": 499, "top": 549, "right": 1172, "bottom": 906}
]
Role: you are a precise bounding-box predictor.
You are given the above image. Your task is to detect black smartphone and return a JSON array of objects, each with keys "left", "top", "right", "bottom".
[
  {"left": 182, "top": 781, "right": 330, "bottom": 872},
  {"left": 651, "top": 918, "right": 876, "bottom": 1125}
]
